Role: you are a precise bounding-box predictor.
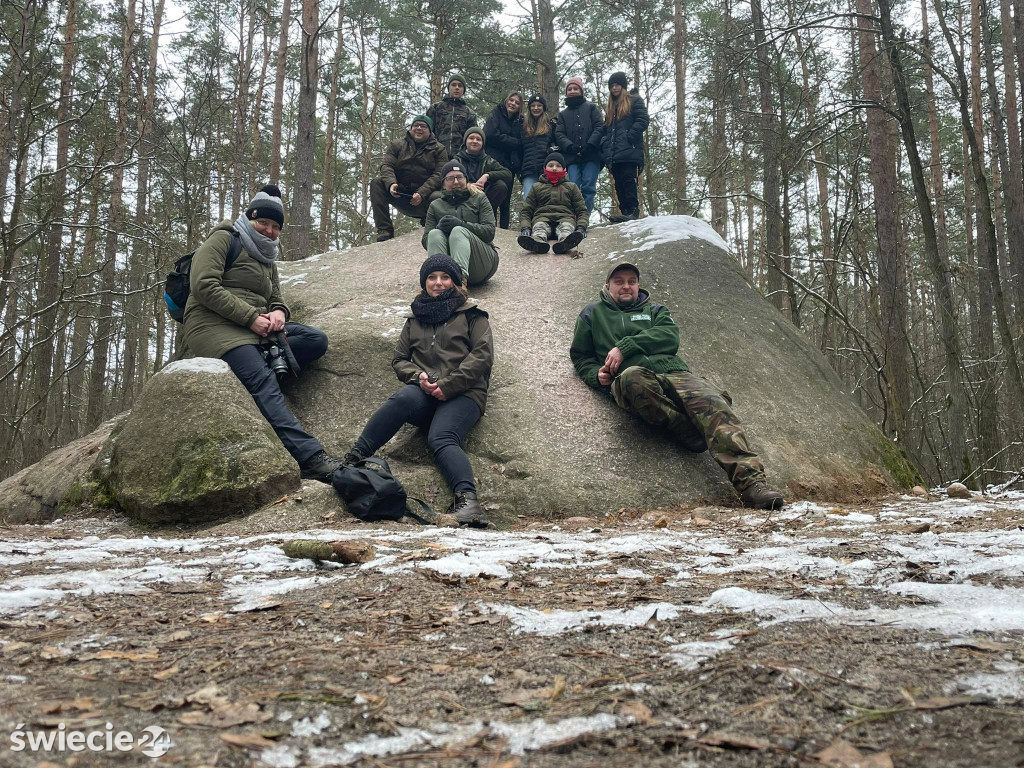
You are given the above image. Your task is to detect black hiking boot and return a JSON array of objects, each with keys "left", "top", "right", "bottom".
[
  {"left": 376, "top": 232, "right": 394, "bottom": 243},
  {"left": 341, "top": 450, "right": 364, "bottom": 467},
  {"left": 609, "top": 211, "right": 638, "bottom": 224},
  {"left": 450, "top": 492, "right": 488, "bottom": 528},
  {"left": 517, "top": 233, "right": 535, "bottom": 251},
  {"left": 553, "top": 229, "right": 584, "bottom": 254},
  {"left": 740, "top": 479, "right": 785, "bottom": 510},
  {"left": 531, "top": 235, "right": 551, "bottom": 253},
  {"left": 300, "top": 450, "right": 343, "bottom": 483}
]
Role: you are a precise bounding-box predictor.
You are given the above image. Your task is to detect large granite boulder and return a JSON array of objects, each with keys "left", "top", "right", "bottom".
[
  {"left": 98, "top": 358, "right": 300, "bottom": 524},
  {"left": 0, "top": 415, "right": 125, "bottom": 524},
  {"left": 275, "top": 215, "right": 914, "bottom": 522}
]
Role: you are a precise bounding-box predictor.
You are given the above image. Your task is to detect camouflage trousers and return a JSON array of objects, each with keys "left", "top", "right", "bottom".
[{"left": 611, "top": 366, "right": 765, "bottom": 491}]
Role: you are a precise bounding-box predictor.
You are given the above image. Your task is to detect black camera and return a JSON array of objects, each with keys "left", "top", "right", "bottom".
[{"left": 262, "top": 342, "right": 290, "bottom": 379}]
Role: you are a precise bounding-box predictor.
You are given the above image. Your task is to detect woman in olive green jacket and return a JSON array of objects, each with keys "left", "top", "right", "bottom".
[
  {"left": 182, "top": 184, "right": 341, "bottom": 482},
  {"left": 423, "top": 159, "right": 500, "bottom": 286},
  {"left": 344, "top": 254, "right": 493, "bottom": 527}
]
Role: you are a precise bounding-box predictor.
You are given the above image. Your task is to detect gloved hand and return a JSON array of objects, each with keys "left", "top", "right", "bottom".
[
  {"left": 574, "top": 226, "right": 587, "bottom": 238},
  {"left": 520, "top": 226, "right": 532, "bottom": 237},
  {"left": 438, "top": 216, "right": 463, "bottom": 235}
]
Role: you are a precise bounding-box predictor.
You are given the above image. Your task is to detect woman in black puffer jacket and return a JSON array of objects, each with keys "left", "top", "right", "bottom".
[
  {"left": 600, "top": 72, "right": 649, "bottom": 222},
  {"left": 483, "top": 92, "right": 524, "bottom": 228},
  {"left": 516, "top": 94, "right": 557, "bottom": 200}
]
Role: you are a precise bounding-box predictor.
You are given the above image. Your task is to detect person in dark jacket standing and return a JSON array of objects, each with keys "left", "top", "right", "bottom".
[
  {"left": 426, "top": 74, "right": 478, "bottom": 159},
  {"left": 555, "top": 77, "right": 604, "bottom": 213},
  {"left": 569, "top": 262, "right": 785, "bottom": 510},
  {"left": 483, "top": 92, "right": 524, "bottom": 227},
  {"left": 517, "top": 94, "right": 556, "bottom": 200},
  {"left": 370, "top": 116, "right": 448, "bottom": 242},
  {"left": 343, "top": 254, "right": 493, "bottom": 527},
  {"left": 447, "top": 127, "right": 513, "bottom": 220},
  {"left": 600, "top": 72, "right": 649, "bottom": 222},
  {"left": 183, "top": 185, "right": 342, "bottom": 482}
]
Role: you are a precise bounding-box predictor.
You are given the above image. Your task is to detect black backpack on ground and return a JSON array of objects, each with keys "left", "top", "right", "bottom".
[
  {"left": 331, "top": 456, "right": 433, "bottom": 524},
  {"left": 164, "top": 231, "right": 243, "bottom": 322}
]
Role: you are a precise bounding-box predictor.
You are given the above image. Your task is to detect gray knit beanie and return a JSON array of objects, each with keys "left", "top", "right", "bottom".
[{"left": 246, "top": 184, "right": 284, "bottom": 227}]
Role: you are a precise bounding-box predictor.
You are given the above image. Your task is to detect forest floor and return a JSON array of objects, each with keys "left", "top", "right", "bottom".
[{"left": 0, "top": 491, "right": 1022, "bottom": 767}]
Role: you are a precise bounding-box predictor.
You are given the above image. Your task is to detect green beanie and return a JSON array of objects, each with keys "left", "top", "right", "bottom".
[
  {"left": 410, "top": 114, "right": 433, "bottom": 132},
  {"left": 463, "top": 126, "right": 485, "bottom": 146},
  {"left": 448, "top": 73, "right": 467, "bottom": 89}
]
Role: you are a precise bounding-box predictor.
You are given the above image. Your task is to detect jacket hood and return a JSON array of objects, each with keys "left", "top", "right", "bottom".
[{"left": 599, "top": 287, "right": 650, "bottom": 310}]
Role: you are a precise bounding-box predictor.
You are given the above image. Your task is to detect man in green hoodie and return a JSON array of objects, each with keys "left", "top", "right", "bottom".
[
  {"left": 569, "top": 262, "right": 785, "bottom": 510},
  {"left": 422, "top": 160, "right": 500, "bottom": 286}
]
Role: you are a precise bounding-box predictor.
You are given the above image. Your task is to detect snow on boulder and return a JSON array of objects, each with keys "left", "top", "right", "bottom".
[{"left": 96, "top": 356, "right": 299, "bottom": 524}]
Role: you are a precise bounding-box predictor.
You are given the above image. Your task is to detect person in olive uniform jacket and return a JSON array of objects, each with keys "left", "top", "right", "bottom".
[
  {"left": 518, "top": 152, "right": 588, "bottom": 254},
  {"left": 182, "top": 185, "right": 341, "bottom": 481},
  {"left": 554, "top": 77, "right": 603, "bottom": 213},
  {"left": 423, "top": 159, "right": 500, "bottom": 287},
  {"left": 343, "top": 254, "right": 493, "bottom": 528},
  {"left": 569, "top": 262, "right": 785, "bottom": 510},
  {"left": 426, "top": 74, "right": 478, "bottom": 160},
  {"left": 370, "top": 116, "right": 448, "bottom": 242}
]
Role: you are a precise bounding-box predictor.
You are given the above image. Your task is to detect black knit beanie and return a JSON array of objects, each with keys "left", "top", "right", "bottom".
[
  {"left": 420, "top": 253, "right": 464, "bottom": 288},
  {"left": 527, "top": 93, "right": 547, "bottom": 111},
  {"left": 545, "top": 152, "right": 566, "bottom": 168},
  {"left": 441, "top": 160, "right": 467, "bottom": 180},
  {"left": 608, "top": 71, "right": 629, "bottom": 89},
  {"left": 246, "top": 184, "right": 285, "bottom": 227}
]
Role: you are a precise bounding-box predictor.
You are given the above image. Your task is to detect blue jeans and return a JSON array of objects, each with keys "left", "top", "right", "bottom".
[
  {"left": 521, "top": 176, "right": 538, "bottom": 199},
  {"left": 568, "top": 160, "right": 601, "bottom": 212},
  {"left": 353, "top": 384, "right": 482, "bottom": 495}
]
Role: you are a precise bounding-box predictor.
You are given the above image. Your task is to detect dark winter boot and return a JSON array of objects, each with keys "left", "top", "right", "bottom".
[
  {"left": 530, "top": 234, "right": 550, "bottom": 253},
  {"left": 300, "top": 450, "right": 343, "bottom": 483},
  {"left": 450, "top": 492, "right": 488, "bottom": 527},
  {"left": 740, "top": 479, "right": 785, "bottom": 510},
  {"left": 553, "top": 229, "right": 584, "bottom": 254}
]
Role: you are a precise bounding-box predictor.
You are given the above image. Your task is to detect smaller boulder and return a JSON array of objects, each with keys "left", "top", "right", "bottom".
[
  {"left": 910, "top": 486, "right": 928, "bottom": 498},
  {"left": 946, "top": 482, "right": 972, "bottom": 500},
  {"left": 100, "top": 358, "right": 300, "bottom": 524}
]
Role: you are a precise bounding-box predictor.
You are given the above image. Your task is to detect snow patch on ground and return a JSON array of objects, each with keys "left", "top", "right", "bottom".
[
  {"left": 949, "top": 662, "right": 1024, "bottom": 702},
  {"left": 481, "top": 601, "right": 680, "bottom": 636}
]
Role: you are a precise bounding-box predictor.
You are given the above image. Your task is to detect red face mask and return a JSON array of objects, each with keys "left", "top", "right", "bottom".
[{"left": 544, "top": 168, "right": 567, "bottom": 184}]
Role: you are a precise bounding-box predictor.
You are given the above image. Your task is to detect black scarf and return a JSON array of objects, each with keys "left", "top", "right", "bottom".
[
  {"left": 442, "top": 188, "right": 472, "bottom": 206},
  {"left": 456, "top": 150, "right": 485, "bottom": 183},
  {"left": 411, "top": 287, "right": 466, "bottom": 325},
  {"left": 565, "top": 94, "right": 585, "bottom": 109}
]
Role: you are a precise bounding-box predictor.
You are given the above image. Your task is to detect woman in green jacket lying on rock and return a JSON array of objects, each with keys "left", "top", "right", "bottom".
[
  {"left": 343, "top": 254, "right": 493, "bottom": 527},
  {"left": 182, "top": 184, "right": 342, "bottom": 482}
]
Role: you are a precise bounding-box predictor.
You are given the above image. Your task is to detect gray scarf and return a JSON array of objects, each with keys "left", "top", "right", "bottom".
[{"left": 233, "top": 215, "right": 279, "bottom": 264}]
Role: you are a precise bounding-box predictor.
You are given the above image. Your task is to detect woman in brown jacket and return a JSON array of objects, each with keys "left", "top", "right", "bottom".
[
  {"left": 183, "top": 184, "right": 341, "bottom": 482},
  {"left": 344, "top": 254, "right": 493, "bottom": 527}
]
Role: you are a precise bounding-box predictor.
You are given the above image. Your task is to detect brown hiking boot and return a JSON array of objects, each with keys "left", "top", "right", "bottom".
[
  {"left": 740, "top": 480, "right": 785, "bottom": 510},
  {"left": 450, "top": 492, "right": 488, "bottom": 527}
]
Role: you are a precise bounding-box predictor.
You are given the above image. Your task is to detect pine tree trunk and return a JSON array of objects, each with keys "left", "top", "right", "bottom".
[
  {"left": 995, "top": 0, "right": 1024, "bottom": 314},
  {"left": 87, "top": 0, "right": 136, "bottom": 430},
  {"left": 709, "top": 0, "right": 729, "bottom": 232},
  {"left": 288, "top": 0, "right": 319, "bottom": 260},
  {"left": 856, "top": 0, "right": 913, "bottom": 447},
  {"left": 320, "top": 0, "right": 346, "bottom": 251},
  {"left": 672, "top": 0, "right": 687, "bottom": 214},
  {"left": 270, "top": 0, "right": 291, "bottom": 185},
  {"left": 750, "top": 0, "right": 785, "bottom": 314},
  {"left": 30, "top": 0, "right": 77, "bottom": 462}
]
